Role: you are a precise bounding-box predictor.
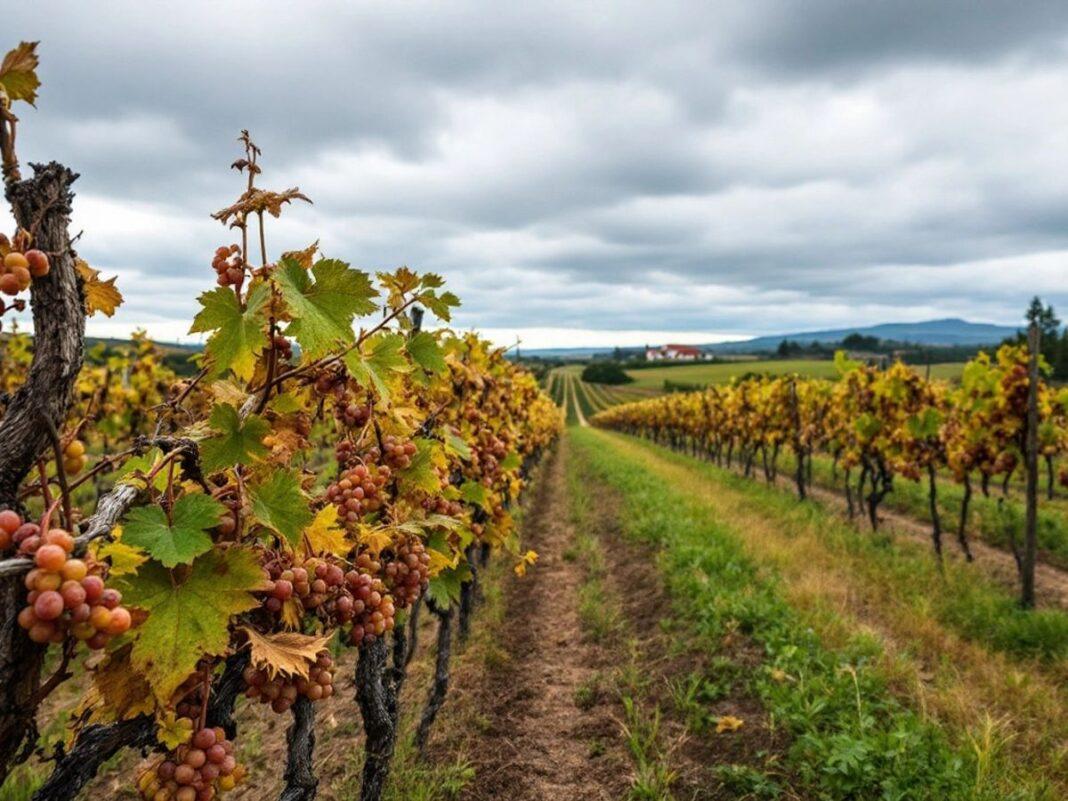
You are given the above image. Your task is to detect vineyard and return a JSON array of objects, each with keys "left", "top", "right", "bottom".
[
  {"left": 0, "top": 45, "right": 562, "bottom": 801},
  {"left": 3, "top": 33, "right": 1068, "bottom": 801}
]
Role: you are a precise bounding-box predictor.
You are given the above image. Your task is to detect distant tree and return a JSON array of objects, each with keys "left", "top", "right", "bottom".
[
  {"left": 776, "top": 339, "right": 804, "bottom": 358},
  {"left": 582, "top": 361, "right": 633, "bottom": 385},
  {"left": 1004, "top": 296, "right": 1066, "bottom": 378},
  {"left": 841, "top": 333, "right": 881, "bottom": 351}
]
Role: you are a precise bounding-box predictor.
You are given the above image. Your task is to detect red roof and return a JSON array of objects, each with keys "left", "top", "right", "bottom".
[{"left": 664, "top": 344, "right": 702, "bottom": 355}]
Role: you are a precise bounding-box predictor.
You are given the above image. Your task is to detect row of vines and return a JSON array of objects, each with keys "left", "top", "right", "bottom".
[
  {"left": 0, "top": 43, "right": 561, "bottom": 801},
  {"left": 592, "top": 341, "right": 1056, "bottom": 607}
]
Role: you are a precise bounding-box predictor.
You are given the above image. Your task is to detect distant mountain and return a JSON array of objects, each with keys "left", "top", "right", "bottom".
[
  {"left": 515, "top": 318, "right": 1020, "bottom": 360},
  {"left": 511, "top": 346, "right": 622, "bottom": 360},
  {"left": 705, "top": 318, "right": 1019, "bottom": 353}
]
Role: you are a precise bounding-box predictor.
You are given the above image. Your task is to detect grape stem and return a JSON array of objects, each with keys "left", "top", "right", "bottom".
[{"left": 38, "top": 411, "right": 72, "bottom": 530}]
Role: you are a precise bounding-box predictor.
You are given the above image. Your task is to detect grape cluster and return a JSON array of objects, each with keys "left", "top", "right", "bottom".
[
  {"left": 242, "top": 650, "right": 335, "bottom": 712},
  {"left": 136, "top": 722, "right": 246, "bottom": 801},
  {"left": 0, "top": 249, "right": 48, "bottom": 296},
  {"left": 335, "top": 439, "right": 357, "bottom": 467},
  {"left": 258, "top": 551, "right": 395, "bottom": 645},
  {"left": 380, "top": 435, "right": 416, "bottom": 470},
  {"left": 345, "top": 565, "right": 395, "bottom": 645},
  {"left": 5, "top": 510, "right": 132, "bottom": 647},
  {"left": 423, "top": 494, "right": 463, "bottom": 518},
  {"left": 212, "top": 245, "right": 244, "bottom": 288},
  {"left": 326, "top": 463, "right": 390, "bottom": 523},
  {"left": 62, "top": 438, "right": 87, "bottom": 475},
  {"left": 313, "top": 369, "right": 346, "bottom": 398},
  {"left": 381, "top": 537, "right": 430, "bottom": 609},
  {"left": 261, "top": 554, "right": 347, "bottom": 614},
  {"left": 335, "top": 400, "right": 371, "bottom": 428}
]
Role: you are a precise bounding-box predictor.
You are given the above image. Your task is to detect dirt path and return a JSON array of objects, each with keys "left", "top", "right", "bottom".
[
  {"left": 572, "top": 378, "right": 589, "bottom": 429},
  {"left": 461, "top": 441, "right": 628, "bottom": 801}
]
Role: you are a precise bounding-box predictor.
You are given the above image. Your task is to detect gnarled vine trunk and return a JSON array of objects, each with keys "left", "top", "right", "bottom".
[
  {"left": 0, "top": 161, "right": 85, "bottom": 784},
  {"left": 356, "top": 637, "right": 396, "bottom": 801},
  {"left": 415, "top": 599, "right": 454, "bottom": 754}
]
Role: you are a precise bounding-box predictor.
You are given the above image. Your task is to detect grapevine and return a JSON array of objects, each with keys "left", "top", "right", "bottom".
[
  {"left": 592, "top": 344, "right": 1061, "bottom": 598},
  {"left": 0, "top": 42, "right": 561, "bottom": 801}
]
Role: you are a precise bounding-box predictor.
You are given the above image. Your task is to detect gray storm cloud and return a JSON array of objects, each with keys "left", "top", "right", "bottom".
[{"left": 3, "top": 0, "right": 1068, "bottom": 344}]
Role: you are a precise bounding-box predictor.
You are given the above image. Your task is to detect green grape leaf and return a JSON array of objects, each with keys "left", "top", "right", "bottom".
[
  {"left": 122, "top": 494, "right": 226, "bottom": 568},
  {"left": 117, "top": 548, "right": 266, "bottom": 702},
  {"left": 115, "top": 448, "right": 169, "bottom": 491},
  {"left": 906, "top": 407, "right": 942, "bottom": 440},
  {"left": 275, "top": 258, "right": 377, "bottom": 359},
  {"left": 249, "top": 469, "right": 313, "bottom": 548},
  {"left": 460, "top": 480, "right": 491, "bottom": 511},
  {"left": 426, "top": 563, "right": 472, "bottom": 607},
  {"left": 443, "top": 432, "right": 471, "bottom": 461},
  {"left": 200, "top": 404, "right": 270, "bottom": 473},
  {"left": 189, "top": 283, "right": 269, "bottom": 380},
  {"left": 418, "top": 290, "right": 461, "bottom": 322},
  {"left": 268, "top": 392, "right": 303, "bottom": 414},
  {"left": 407, "top": 331, "right": 446, "bottom": 375},
  {"left": 344, "top": 332, "right": 410, "bottom": 402},
  {"left": 398, "top": 438, "right": 443, "bottom": 494},
  {"left": 833, "top": 349, "right": 861, "bottom": 375},
  {"left": 499, "top": 452, "right": 522, "bottom": 472}
]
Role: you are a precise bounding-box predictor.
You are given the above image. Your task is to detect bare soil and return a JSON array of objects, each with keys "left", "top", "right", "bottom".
[{"left": 456, "top": 442, "right": 630, "bottom": 801}]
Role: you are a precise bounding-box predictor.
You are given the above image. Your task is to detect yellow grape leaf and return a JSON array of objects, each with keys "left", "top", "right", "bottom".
[
  {"left": 240, "top": 626, "right": 332, "bottom": 680},
  {"left": 426, "top": 548, "right": 455, "bottom": 577},
  {"left": 74, "top": 258, "right": 123, "bottom": 317},
  {"left": 357, "top": 524, "right": 393, "bottom": 556},
  {"left": 280, "top": 598, "right": 304, "bottom": 630},
  {"left": 514, "top": 550, "right": 538, "bottom": 577},
  {"left": 80, "top": 643, "right": 155, "bottom": 725},
  {"left": 93, "top": 535, "right": 148, "bottom": 577},
  {"left": 304, "top": 505, "right": 350, "bottom": 557},
  {"left": 156, "top": 710, "right": 194, "bottom": 750},
  {"left": 716, "top": 715, "right": 744, "bottom": 733},
  {"left": 209, "top": 379, "right": 252, "bottom": 408},
  {"left": 0, "top": 42, "right": 40, "bottom": 106}
]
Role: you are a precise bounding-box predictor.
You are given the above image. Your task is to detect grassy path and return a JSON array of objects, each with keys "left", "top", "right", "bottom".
[{"left": 571, "top": 427, "right": 1067, "bottom": 799}]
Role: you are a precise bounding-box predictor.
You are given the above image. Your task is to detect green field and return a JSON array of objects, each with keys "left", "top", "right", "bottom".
[{"left": 623, "top": 359, "right": 966, "bottom": 391}]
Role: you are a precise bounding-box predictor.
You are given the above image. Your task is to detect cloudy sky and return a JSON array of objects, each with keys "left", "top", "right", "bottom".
[{"left": 4, "top": 1, "right": 1068, "bottom": 348}]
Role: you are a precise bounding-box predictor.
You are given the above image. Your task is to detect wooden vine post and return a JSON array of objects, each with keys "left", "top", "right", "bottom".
[{"left": 1022, "top": 322, "right": 1040, "bottom": 609}]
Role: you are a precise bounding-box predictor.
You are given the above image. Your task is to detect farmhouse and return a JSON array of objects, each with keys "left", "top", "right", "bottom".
[{"left": 645, "top": 343, "right": 704, "bottom": 361}]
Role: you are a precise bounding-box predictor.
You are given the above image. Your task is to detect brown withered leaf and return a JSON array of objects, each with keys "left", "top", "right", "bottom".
[
  {"left": 239, "top": 626, "right": 332, "bottom": 679},
  {"left": 0, "top": 42, "right": 41, "bottom": 106},
  {"left": 281, "top": 240, "right": 320, "bottom": 269},
  {"left": 79, "top": 643, "right": 155, "bottom": 725},
  {"left": 212, "top": 187, "right": 312, "bottom": 226}
]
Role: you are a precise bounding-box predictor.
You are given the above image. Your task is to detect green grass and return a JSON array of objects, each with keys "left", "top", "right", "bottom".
[
  {"left": 572, "top": 378, "right": 598, "bottom": 421},
  {"left": 562, "top": 374, "right": 579, "bottom": 426},
  {"left": 569, "top": 426, "right": 1053, "bottom": 800},
  {"left": 623, "top": 359, "right": 965, "bottom": 391}
]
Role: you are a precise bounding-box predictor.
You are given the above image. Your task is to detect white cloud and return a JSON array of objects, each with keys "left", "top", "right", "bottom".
[{"left": 1, "top": 1, "right": 1067, "bottom": 347}]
